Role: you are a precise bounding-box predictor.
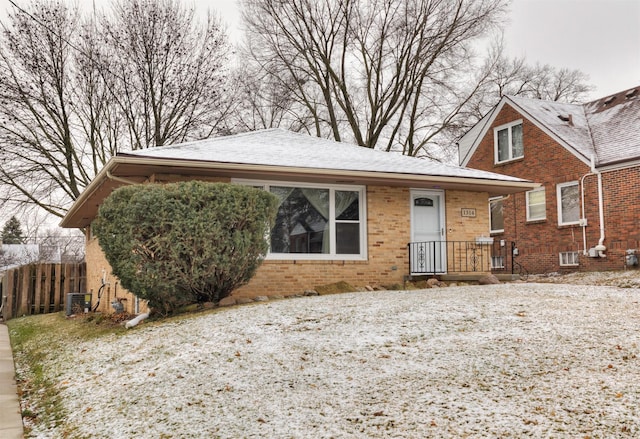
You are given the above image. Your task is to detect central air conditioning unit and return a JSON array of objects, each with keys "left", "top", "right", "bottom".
[{"left": 66, "top": 293, "right": 92, "bottom": 316}]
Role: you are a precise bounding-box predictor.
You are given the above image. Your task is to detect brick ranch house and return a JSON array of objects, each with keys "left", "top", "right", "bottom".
[
  {"left": 61, "top": 129, "right": 537, "bottom": 314},
  {"left": 458, "top": 86, "right": 640, "bottom": 274}
]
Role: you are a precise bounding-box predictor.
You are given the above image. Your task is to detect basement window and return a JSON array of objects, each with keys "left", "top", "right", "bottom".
[
  {"left": 559, "top": 251, "right": 579, "bottom": 267},
  {"left": 491, "top": 256, "right": 505, "bottom": 269}
]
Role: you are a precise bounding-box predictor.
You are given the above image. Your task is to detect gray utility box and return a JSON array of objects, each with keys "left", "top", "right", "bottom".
[{"left": 66, "top": 293, "right": 92, "bottom": 316}]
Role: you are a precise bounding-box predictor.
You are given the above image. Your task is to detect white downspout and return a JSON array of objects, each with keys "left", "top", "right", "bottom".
[
  {"left": 590, "top": 155, "right": 607, "bottom": 257},
  {"left": 581, "top": 156, "right": 606, "bottom": 257},
  {"left": 595, "top": 170, "right": 606, "bottom": 257},
  {"left": 580, "top": 172, "right": 591, "bottom": 255}
]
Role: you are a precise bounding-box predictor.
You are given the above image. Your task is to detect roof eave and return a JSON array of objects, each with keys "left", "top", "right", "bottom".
[{"left": 60, "top": 156, "right": 538, "bottom": 229}]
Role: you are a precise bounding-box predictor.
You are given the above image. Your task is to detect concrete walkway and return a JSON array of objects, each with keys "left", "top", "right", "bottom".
[{"left": 0, "top": 323, "right": 23, "bottom": 438}]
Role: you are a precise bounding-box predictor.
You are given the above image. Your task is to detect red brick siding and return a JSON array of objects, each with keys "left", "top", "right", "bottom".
[{"left": 467, "top": 103, "right": 640, "bottom": 273}]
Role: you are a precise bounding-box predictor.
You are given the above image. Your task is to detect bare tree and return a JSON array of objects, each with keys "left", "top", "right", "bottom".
[
  {"left": 448, "top": 37, "right": 595, "bottom": 143},
  {"left": 0, "top": 0, "right": 235, "bottom": 220},
  {"left": 101, "top": 0, "right": 234, "bottom": 148},
  {"left": 480, "top": 37, "right": 593, "bottom": 105},
  {"left": 0, "top": 1, "right": 101, "bottom": 218},
  {"left": 239, "top": 0, "right": 594, "bottom": 160},
  {"left": 37, "top": 228, "right": 85, "bottom": 263},
  {"left": 240, "top": 0, "right": 509, "bottom": 158},
  {"left": 232, "top": 62, "right": 309, "bottom": 132}
]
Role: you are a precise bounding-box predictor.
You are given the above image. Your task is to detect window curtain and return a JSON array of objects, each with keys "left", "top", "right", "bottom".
[
  {"left": 270, "top": 187, "right": 296, "bottom": 252},
  {"left": 335, "top": 191, "right": 358, "bottom": 219},
  {"left": 511, "top": 124, "right": 523, "bottom": 157},
  {"left": 270, "top": 186, "right": 295, "bottom": 207},
  {"left": 300, "top": 188, "right": 330, "bottom": 253}
]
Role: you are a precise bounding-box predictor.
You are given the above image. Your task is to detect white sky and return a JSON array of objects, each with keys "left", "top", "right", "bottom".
[
  {"left": 503, "top": 0, "right": 640, "bottom": 98},
  {"left": 1, "top": 0, "right": 638, "bottom": 100}
]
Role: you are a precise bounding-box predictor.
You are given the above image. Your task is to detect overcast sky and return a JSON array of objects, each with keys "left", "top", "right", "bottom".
[
  {"left": 196, "top": 0, "right": 640, "bottom": 100},
  {"left": 0, "top": 0, "right": 638, "bottom": 98},
  {"left": 503, "top": 0, "right": 640, "bottom": 98}
]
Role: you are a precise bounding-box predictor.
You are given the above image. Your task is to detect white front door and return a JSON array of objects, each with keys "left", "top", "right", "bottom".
[{"left": 410, "top": 190, "right": 446, "bottom": 274}]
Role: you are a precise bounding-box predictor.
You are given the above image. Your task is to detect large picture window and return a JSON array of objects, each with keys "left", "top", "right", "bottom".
[
  {"left": 235, "top": 180, "right": 366, "bottom": 260},
  {"left": 494, "top": 120, "right": 523, "bottom": 163},
  {"left": 557, "top": 181, "right": 580, "bottom": 225}
]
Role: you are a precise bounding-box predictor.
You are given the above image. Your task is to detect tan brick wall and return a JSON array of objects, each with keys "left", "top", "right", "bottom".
[
  {"left": 445, "top": 190, "right": 491, "bottom": 241},
  {"left": 83, "top": 184, "right": 492, "bottom": 308},
  {"left": 84, "top": 229, "right": 148, "bottom": 315},
  {"left": 444, "top": 190, "right": 493, "bottom": 273},
  {"left": 234, "top": 185, "right": 413, "bottom": 296}
]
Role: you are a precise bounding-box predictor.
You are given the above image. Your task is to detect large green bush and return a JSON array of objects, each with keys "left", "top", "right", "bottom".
[{"left": 93, "top": 181, "right": 278, "bottom": 314}]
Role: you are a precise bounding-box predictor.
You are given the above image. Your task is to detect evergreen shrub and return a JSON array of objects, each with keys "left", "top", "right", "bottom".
[{"left": 93, "top": 181, "right": 278, "bottom": 314}]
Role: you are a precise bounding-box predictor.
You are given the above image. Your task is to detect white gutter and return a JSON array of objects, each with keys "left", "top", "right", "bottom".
[
  {"left": 106, "top": 170, "right": 139, "bottom": 186},
  {"left": 61, "top": 156, "right": 539, "bottom": 228}
]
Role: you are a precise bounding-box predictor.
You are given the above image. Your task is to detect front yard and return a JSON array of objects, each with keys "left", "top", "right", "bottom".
[{"left": 9, "top": 282, "right": 640, "bottom": 438}]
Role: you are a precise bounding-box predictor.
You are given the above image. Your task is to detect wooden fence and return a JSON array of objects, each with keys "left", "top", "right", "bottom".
[{"left": 0, "top": 263, "right": 86, "bottom": 321}]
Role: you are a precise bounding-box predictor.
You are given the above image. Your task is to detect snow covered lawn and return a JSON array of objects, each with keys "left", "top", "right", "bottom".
[{"left": 27, "top": 283, "right": 640, "bottom": 437}]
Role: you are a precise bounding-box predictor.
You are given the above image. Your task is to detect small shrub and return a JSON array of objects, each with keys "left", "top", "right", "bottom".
[{"left": 93, "top": 181, "right": 278, "bottom": 314}]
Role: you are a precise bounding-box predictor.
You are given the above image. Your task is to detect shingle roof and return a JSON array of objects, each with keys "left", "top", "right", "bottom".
[
  {"left": 459, "top": 86, "right": 640, "bottom": 168},
  {"left": 506, "top": 96, "right": 594, "bottom": 162},
  {"left": 61, "top": 128, "right": 540, "bottom": 228},
  {"left": 584, "top": 89, "right": 640, "bottom": 166},
  {"left": 123, "top": 128, "right": 527, "bottom": 183}
]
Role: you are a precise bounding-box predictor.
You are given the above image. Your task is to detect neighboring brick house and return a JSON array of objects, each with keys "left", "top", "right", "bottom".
[
  {"left": 60, "top": 129, "right": 536, "bottom": 314},
  {"left": 458, "top": 86, "right": 640, "bottom": 274}
]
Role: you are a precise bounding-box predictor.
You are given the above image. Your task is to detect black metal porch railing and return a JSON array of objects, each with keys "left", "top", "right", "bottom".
[{"left": 408, "top": 240, "right": 516, "bottom": 276}]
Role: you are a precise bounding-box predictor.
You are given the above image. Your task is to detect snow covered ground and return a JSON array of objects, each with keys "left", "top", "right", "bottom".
[{"left": 24, "top": 282, "right": 640, "bottom": 437}]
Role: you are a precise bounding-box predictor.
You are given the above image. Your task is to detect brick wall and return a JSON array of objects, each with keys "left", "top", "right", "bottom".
[
  {"left": 467, "top": 103, "right": 640, "bottom": 274},
  {"left": 85, "top": 230, "right": 149, "bottom": 314},
  {"left": 84, "top": 184, "right": 493, "bottom": 308}
]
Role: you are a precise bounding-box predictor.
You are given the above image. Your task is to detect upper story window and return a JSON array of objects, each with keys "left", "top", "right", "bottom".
[
  {"left": 234, "top": 179, "right": 367, "bottom": 260},
  {"left": 557, "top": 181, "right": 580, "bottom": 225},
  {"left": 489, "top": 197, "right": 504, "bottom": 234},
  {"left": 526, "top": 187, "right": 546, "bottom": 221},
  {"left": 494, "top": 120, "right": 523, "bottom": 164}
]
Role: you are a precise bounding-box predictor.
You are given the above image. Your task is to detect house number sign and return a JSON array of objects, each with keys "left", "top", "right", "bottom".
[{"left": 461, "top": 208, "right": 476, "bottom": 217}]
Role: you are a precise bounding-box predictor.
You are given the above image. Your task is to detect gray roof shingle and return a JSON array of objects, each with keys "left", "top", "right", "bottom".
[
  {"left": 123, "top": 128, "right": 527, "bottom": 183},
  {"left": 459, "top": 86, "right": 640, "bottom": 168}
]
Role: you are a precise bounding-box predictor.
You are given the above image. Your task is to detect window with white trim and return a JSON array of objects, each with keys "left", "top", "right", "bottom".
[
  {"left": 489, "top": 197, "right": 504, "bottom": 233},
  {"left": 235, "top": 180, "right": 366, "bottom": 260},
  {"left": 559, "top": 251, "right": 579, "bottom": 266},
  {"left": 491, "top": 256, "right": 505, "bottom": 269},
  {"left": 526, "top": 187, "right": 546, "bottom": 221},
  {"left": 494, "top": 120, "right": 524, "bottom": 163},
  {"left": 557, "top": 181, "right": 580, "bottom": 225}
]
